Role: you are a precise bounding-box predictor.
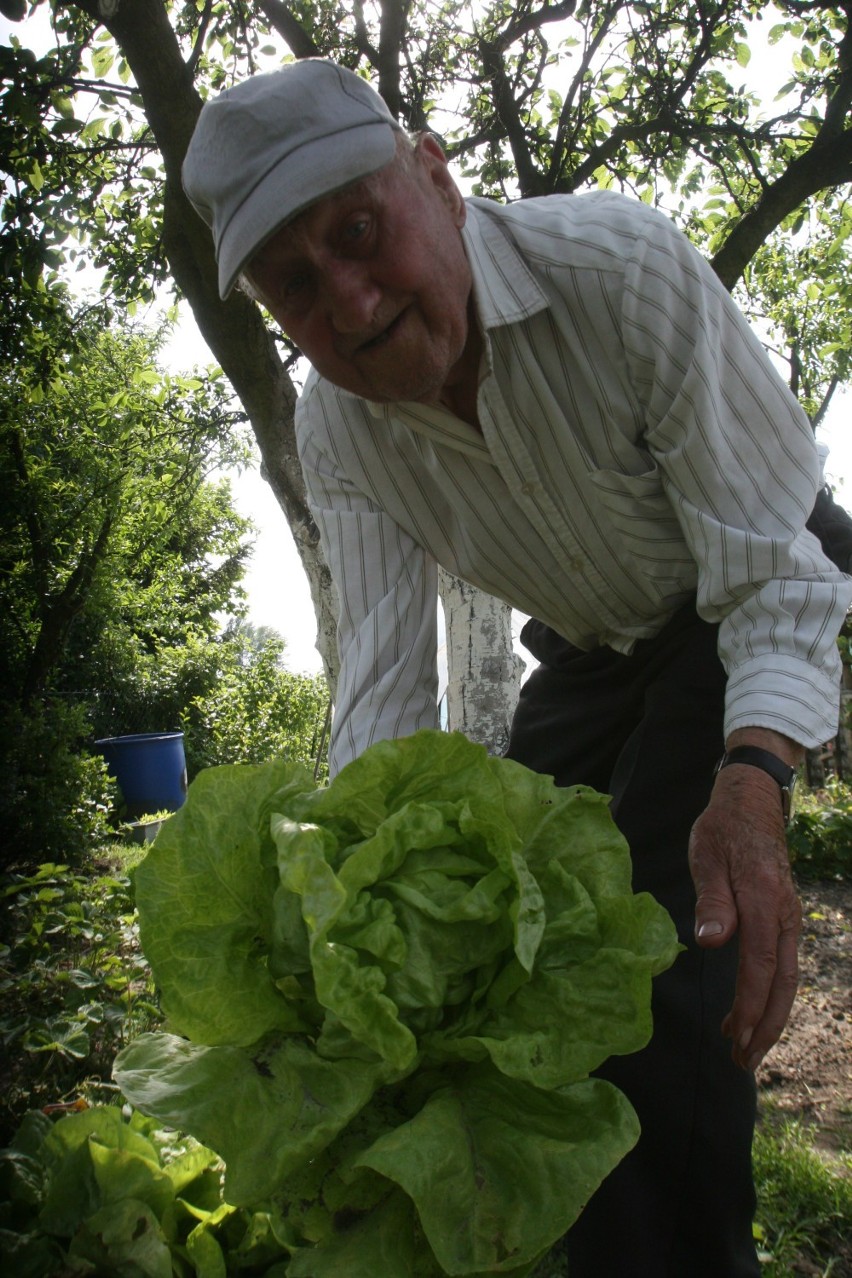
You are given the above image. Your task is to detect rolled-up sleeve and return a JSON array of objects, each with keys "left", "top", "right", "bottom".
[{"left": 296, "top": 389, "right": 439, "bottom": 775}]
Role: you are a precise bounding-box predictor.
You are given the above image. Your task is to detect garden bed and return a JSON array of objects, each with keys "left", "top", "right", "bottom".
[{"left": 757, "top": 876, "right": 852, "bottom": 1159}]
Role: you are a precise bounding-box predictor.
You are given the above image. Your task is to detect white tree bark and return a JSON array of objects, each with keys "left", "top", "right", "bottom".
[{"left": 439, "top": 569, "right": 526, "bottom": 755}]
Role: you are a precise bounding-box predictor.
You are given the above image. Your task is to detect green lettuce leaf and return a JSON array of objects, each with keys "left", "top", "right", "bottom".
[
  {"left": 356, "top": 1070, "right": 639, "bottom": 1275},
  {"left": 133, "top": 759, "right": 316, "bottom": 1047},
  {"left": 114, "top": 1030, "right": 400, "bottom": 1205}
]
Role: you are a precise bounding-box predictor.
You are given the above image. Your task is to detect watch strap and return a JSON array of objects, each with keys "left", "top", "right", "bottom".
[{"left": 714, "top": 746, "right": 797, "bottom": 824}]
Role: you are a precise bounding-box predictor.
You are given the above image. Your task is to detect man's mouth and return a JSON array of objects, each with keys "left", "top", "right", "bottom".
[{"left": 358, "top": 308, "right": 407, "bottom": 353}]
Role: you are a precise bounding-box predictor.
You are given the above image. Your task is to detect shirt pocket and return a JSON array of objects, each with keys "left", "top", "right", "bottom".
[{"left": 586, "top": 465, "right": 697, "bottom": 598}]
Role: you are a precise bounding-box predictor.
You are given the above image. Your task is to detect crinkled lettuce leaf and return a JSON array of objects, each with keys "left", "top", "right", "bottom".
[
  {"left": 132, "top": 758, "right": 316, "bottom": 1047},
  {"left": 356, "top": 1069, "right": 638, "bottom": 1276},
  {"left": 116, "top": 729, "right": 681, "bottom": 1275},
  {"left": 113, "top": 1029, "right": 400, "bottom": 1205}
]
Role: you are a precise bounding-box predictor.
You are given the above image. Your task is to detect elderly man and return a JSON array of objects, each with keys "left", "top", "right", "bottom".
[{"left": 183, "top": 59, "right": 851, "bottom": 1277}]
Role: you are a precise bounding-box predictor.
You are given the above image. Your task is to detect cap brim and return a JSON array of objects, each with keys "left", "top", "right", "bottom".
[{"left": 217, "top": 120, "right": 398, "bottom": 299}]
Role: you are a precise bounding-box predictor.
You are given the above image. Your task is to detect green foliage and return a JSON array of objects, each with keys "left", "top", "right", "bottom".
[
  {"left": 787, "top": 777, "right": 852, "bottom": 880},
  {"left": 753, "top": 1120, "right": 852, "bottom": 1276},
  {"left": 0, "top": 298, "right": 252, "bottom": 707},
  {"left": 737, "top": 210, "right": 852, "bottom": 421},
  {"left": 0, "top": 1104, "right": 294, "bottom": 1278},
  {"left": 0, "top": 860, "right": 161, "bottom": 1144},
  {"left": 0, "top": 291, "right": 257, "bottom": 869},
  {"left": 0, "top": 699, "right": 116, "bottom": 872},
  {"left": 3, "top": 1, "right": 852, "bottom": 421},
  {"left": 114, "top": 731, "right": 679, "bottom": 1273},
  {"left": 182, "top": 623, "right": 329, "bottom": 779}
]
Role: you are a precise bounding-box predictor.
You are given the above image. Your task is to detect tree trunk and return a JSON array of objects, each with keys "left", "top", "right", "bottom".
[
  {"left": 71, "top": 0, "right": 341, "bottom": 689},
  {"left": 64, "top": 0, "right": 523, "bottom": 724},
  {"left": 439, "top": 570, "right": 526, "bottom": 754}
]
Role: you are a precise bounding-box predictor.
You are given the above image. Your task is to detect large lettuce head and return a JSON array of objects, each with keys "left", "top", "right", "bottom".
[{"left": 115, "top": 730, "right": 680, "bottom": 1277}]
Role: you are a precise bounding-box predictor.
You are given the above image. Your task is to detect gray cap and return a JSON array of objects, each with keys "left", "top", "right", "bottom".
[{"left": 182, "top": 59, "right": 400, "bottom": 299}]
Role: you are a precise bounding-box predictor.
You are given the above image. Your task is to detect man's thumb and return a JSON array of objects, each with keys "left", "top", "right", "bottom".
[{"left": 693, "top": 880, "right": 737, "bottom": 947}]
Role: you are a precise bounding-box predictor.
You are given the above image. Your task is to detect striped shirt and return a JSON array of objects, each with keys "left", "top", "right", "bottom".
[{"left": 295, "top": 191, "right": 852, "bottom": 775}]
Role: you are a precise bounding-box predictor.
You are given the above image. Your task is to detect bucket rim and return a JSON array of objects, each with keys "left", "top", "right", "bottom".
[{"left": 94, "top": 732, "right": 185, "bottom": 747}]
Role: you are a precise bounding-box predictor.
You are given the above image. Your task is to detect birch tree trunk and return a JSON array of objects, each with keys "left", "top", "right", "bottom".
[{"left": 439, "top": 570, "right": 526, "bottom": 755}]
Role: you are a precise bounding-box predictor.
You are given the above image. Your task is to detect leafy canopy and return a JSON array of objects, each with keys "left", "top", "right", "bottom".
[{"left": 2, "top": 1, "right": 851, "bottom": 414}]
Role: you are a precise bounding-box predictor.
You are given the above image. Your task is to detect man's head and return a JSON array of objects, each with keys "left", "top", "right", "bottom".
[
  {"left": 183, "top": 60, "right": 476, "bottom": 407},
  {"left": 183, "top": 59, "right": 402, "bottom": 301}
]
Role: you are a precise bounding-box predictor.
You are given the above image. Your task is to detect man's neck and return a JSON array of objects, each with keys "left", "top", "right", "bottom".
[{"left": 436, "top": 310, "right": 483, "bottom": 431}]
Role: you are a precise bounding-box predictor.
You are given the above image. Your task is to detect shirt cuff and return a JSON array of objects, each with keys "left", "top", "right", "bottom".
[{"left": 723, "top": 653, "right": 842, "bottom": 750}]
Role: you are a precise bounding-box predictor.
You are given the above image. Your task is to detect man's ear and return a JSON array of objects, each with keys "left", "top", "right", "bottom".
[{"left": 414, "top": 132, "right": 466, "bottom": 227}]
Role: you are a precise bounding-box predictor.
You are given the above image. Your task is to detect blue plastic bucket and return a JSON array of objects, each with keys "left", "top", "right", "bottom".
[{"left": 95, "top": 732, "right": 188, "bottom": 818}]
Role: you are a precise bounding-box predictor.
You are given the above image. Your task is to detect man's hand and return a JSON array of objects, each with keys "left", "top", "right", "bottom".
[{"left": 688, "top": 728, "right": 803, "bottom": 1072}]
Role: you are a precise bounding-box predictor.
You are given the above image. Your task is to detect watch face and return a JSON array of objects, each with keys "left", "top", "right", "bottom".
[{"left": 782, "top": 770, "right": 798, "bottom": 825}]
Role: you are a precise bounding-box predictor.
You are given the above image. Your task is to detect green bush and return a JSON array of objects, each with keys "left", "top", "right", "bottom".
[
  {"left": 787, "top": 777, "right": 852, "bottom": 880},
  {"left": 0, "top": 701, "right": 115, "bottom": 874},
  {"left": 0, "top": 859, "right": 160, "bottom": 1144},
  {"left": 0, "top": 1104, "right": 292, "bottom": 1278},
  {"left": 182, "top": 630, "right": 329, "bottom": 779}
]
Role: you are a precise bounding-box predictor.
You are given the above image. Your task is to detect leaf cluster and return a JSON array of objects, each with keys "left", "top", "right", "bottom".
[
  {"left": 114, "top": 730, "right": 681, "bottom": 1275},
  {"left": 4, "top": 0, "right": 851, "bottom": 415},
  {"left": 181, "top": 622, "right": 330, "bottom": 779},
  {"left": 0, "top": 860, "right": 161, "bottom": 1143},
  {"left": 0, "top": 295, "right": 252, "bottom": 709},
  {"left": 787, "top": 775, "right": 852, "bottom": 879},
  {"left": 0, "top": 1103, "right": 292, "bottom": 1277}
]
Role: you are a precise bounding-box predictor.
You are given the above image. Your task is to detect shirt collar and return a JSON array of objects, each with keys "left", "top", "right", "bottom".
[{"left": 462, "top": 197, "right": 551, "bottom": 330}]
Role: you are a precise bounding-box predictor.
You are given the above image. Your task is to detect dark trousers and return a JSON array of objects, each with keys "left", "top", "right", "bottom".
[{"left": 505, "top": 604, "right": 760, "bottom": 1278}]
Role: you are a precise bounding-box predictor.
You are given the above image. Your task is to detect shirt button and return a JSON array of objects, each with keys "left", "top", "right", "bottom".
[
  {"left": 520, "top": 481, "right": 536, "bottom": 495},
  {"left": 568, "top": 557, "right": 584, "bottom": 572}
]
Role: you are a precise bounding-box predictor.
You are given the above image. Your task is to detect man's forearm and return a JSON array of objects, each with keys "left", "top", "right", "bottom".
[{"left": 723, "top": 726, "right": 803, "bottom": 769}]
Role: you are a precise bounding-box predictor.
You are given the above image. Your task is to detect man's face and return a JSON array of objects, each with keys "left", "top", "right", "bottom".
[{"left": 244, "top": 136, "right": 474, "bottom": 405}]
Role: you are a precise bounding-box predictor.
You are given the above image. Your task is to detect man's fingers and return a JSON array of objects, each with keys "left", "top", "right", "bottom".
[{"left": 729, "top": 917, "right": 799, "bottom": 1070}]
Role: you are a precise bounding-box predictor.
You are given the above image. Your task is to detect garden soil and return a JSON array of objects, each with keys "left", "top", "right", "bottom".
[{"left": 756, "top": 875, "right": 852, "bottom": 1157}]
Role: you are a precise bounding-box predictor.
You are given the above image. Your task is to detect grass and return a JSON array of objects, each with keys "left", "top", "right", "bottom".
[{"left": 753, "top": 1118, "right": 852, "bottom": 1276}]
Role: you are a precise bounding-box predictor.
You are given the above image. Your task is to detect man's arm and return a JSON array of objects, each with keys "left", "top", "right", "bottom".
[
  {"left": 296, "top": 379, "right": 441, "bottom": 776},
  {"left": 689, "top": 726, "right": 803, "bottom": 1071},
  {"left": 611, "top": 202, "right": 850, "bottom": 1066}
]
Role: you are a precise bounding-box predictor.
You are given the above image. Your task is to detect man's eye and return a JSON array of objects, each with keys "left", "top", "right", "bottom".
[
  {"left": 342, "top": 215, "right": 370, "bottom": 244},
  {"left": 281, "top": 272, "right": 310, "bottom": 302}
]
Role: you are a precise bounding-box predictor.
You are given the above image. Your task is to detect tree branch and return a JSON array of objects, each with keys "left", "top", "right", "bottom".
[
  {"left": 352, "top": 0, "right": 380, "bottom": 65},
  {"left": 186, "top": 0, "right": 214, "bottom": 79},
  {"left": 378, "top": 0, "right": 408, "bottom": 119},
  {"left": 22, "top": 509, "right": 114, "bottom": 704},
  {"left": 811, "top": 373, "right": 840, "bottom": 433},
  {"left": 494, "top": 0, "right": 577, "bottom": 53},
  {"left": 711, "top": 131, "right": 852, "bottom": 289},
  {"left": 477, "top": 19, "right": 551, "bottom": 198},
  {"left": 254, "top": 0, "right": 321, "bottom": 60},
  {"left": 817, "top": 18, "right": 852, "bottom": 142}
]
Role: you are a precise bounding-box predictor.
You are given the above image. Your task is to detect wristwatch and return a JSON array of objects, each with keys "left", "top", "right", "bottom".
[{"left": 714, "top": 746, "right": 798, "bottom": 826}]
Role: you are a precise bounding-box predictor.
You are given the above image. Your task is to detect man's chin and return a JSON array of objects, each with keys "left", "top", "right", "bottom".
[{"left": 330, "top": 368, "right": 445, "bottom": 406}]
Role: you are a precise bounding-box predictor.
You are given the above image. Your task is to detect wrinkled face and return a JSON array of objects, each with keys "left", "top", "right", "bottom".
[{"left": 243, "top": 136, "right": 475, "bottom": 405}]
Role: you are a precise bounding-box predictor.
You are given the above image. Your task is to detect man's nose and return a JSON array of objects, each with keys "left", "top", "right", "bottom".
[{"left": 322, "top": 259, "right": 381, "bottom": 333}]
